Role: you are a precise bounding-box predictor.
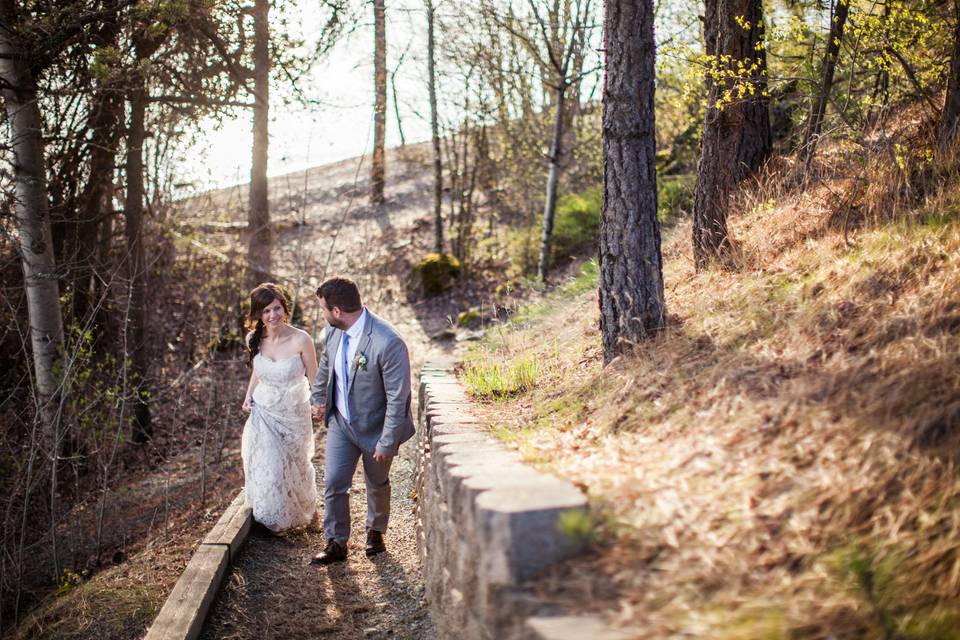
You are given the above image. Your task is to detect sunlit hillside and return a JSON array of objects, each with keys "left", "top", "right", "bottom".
[{"left": 463, "top": 109, "right": 960, "bottom": 638}]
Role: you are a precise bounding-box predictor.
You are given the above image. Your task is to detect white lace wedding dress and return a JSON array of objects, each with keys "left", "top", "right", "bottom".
[{"left": 241, "top": 353, "right": 318, "bottom": 532}]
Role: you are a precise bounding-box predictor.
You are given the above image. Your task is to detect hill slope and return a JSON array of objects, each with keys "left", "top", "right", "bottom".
[{"left": 463, "top": 151, "right": 960, "bottom": 638}]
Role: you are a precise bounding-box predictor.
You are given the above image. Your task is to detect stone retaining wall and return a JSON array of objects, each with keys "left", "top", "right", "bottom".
[{"left": 415, "top": 358, "right": 591, "bottom": 639}]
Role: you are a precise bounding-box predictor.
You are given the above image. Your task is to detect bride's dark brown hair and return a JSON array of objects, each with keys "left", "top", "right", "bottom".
[{"left": 246, "top": 283, "right": 291, "bottom": 365}]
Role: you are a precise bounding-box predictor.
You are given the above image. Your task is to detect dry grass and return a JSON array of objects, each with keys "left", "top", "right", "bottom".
[
  {"left": 10, "top": 513, "right": 224, "bottom": 640},
  {"left": 463, "top": 122, "right": 960, "bottom": 638}
]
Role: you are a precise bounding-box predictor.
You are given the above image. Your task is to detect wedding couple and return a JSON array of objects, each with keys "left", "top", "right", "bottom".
[{"left": 240, "top": 276, "right": 414, "bottom": 565}]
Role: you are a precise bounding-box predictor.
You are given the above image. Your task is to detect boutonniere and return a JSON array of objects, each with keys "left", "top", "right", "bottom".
[{"left": 355, "top": 352, "right": 368, "bottom": 371}]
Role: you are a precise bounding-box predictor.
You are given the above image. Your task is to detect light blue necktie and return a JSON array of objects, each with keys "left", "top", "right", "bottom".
[{"left": 341, "top": 332, "right": 350, "bottom": 421}]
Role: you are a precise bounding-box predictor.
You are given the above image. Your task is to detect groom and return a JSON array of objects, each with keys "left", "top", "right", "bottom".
[{"left": 309, "top": 276, "right": 415, "bottom": 565}]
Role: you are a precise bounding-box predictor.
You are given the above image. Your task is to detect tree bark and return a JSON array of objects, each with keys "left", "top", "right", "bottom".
[
  {"left": 427, "top": 0, "right": 443, "bottom": 254},
  {"left": 123, "top": 73, "right": 152, "bottom": 443},
  {"left": 67, "top": 20, "right": 123, "bottom": 324},
  {"left": 803, "top": 0, "right": 849, "bottom": 165},
  {"left": 940, "top": 0, "right": 960, "bottom": 150},
  {"left": 537, "top": 83, "right": 566, "bottom": 281},
  {"left": 72, "top": 87, "right": 122, "bottom": 323},
  {"left": 0, "top": 2, "right": 65, "bottom": 430},
  {"left": 599, "top": 0, "right": 665, "bottom": 362},
  {"left": 692, "top": 0, "right": 771, "bottom": 269},
  {"left": 734, "top": 0, "right": 771, "bottom": 179},
  {"left": 371, "top": 0, "right": 387, "bottom": 205},
  {"left": 247, "top": 0, "right": 271, "bottom": 288}
]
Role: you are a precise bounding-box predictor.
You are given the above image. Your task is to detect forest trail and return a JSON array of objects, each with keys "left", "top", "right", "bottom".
[
  {"left": 192, "top": 144, "right": 448, "bottom": 639},
  {"left": 200, "top": 446, "right": 435, "bottom": 639}
]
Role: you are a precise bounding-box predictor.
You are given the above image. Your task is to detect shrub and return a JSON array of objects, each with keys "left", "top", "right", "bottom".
[
  {"left": 551, "top": 186, "right": 603, "bottom": 262},
  {"left": 504, "top": 178, "right": 693, "bottom": 275},
  {"left": 408, "top": 253, "right": 461, "bottom": 298},
  {"left": 457, "top": 309, "right": 481, "bottom": 328}
]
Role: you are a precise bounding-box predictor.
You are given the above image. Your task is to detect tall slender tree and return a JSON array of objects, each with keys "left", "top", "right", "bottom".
[
  {"left": 529, "top": 0, "right": 594, "bottom": 282},
  {"left": 372, "top": 0, "right": 387, "bottom": 205},
  {"left": 68, "top": 20, "right": 124, "bottom": 324},
  {"left": 691, "top": 0, "right": 771, "bottom": 269},
  {"left": 247, "top": 0, "right": 272, "bottom": 288},
  {"left": 0, "top": 0, "right": 66, "bottom": 434},
  {"left": 803, "top": 0, "right": 849, "bottom": 167},
  {"left": 426, "top": 0, "right": 444, "bottom": 253},
  {"left": 123, "top": 30, "right": 164, "bottom": 443},
  {"left": 599, "top": 0, "right": 664, "bottom": 361}
]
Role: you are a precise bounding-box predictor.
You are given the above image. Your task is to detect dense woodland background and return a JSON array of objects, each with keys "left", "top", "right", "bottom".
[{"left": 2, "top": 0, "right": 960, "bottom": 637}]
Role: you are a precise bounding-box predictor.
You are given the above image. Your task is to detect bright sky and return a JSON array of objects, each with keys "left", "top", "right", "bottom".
[
  {"left": 178, "top": 0, "right": 432, "bottom": 191},
  {"left": 176, "top": 0, "right": 697, "bottom": 193}
]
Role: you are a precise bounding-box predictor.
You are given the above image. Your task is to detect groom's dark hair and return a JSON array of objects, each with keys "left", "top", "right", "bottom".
[{"left": 316, "top": 276, "right": 362, "bottom": 312}]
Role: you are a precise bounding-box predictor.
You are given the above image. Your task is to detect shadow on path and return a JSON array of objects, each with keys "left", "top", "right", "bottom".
[{"left": 200, "top": 434, "right": 434, "bottom": 640}]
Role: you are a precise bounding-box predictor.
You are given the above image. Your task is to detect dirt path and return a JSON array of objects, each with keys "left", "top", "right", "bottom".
[
  {"left": 196, "top": 145, "right": 457, "bottom": 639},
  {"left": 200, "top": 444, "right": 434, "bottom": 640}
]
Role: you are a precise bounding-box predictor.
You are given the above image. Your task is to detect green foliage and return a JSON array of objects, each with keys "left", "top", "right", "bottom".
[
  {"left": 559, "top": 258, "right": 600, "bottom": 297},
  {"left": 464, "top": 356, "right": 540, "bottom": 398},
  {"left": 658, "top": 174, "right": 696, "bottom": 225},
  {"left": 505, "top": 176, "right": 695, "bottom": 276},
  {"left": 510, "top": 259, "right": 599, "bottom": 325},
  {"left": 59, "top": 325, "right": 130, "bottom": 447},
  {"left": 824, "top": 541, "right": 960, "bottom": 640},
  {"left": 557, "top": 509, "right": 598, "bottom": 546},
  {"left": 410, "top": 253, "right": 461, "bottom": 298},
  {"left": 457, "top": 309, "right": 481, "bottom": 328},
  {"left": 550, "top": 186, "right": 602, "bottom": 263},
  {"left": 53, "top": 569, "right": 86, "bottom": 597}
]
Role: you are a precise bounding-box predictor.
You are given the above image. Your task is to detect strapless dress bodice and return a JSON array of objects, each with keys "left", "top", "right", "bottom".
[{"left": 252, "top": 353, "right": 310, "bottom": 408}]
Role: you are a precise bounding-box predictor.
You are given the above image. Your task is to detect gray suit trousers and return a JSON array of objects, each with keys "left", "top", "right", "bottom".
[{"left": 324, "top": 409, "right": 393, "bottom": 545}]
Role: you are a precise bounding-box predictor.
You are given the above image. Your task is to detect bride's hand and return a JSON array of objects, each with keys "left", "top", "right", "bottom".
[{"left": 242, "top": 396, "right": 252, "bottom": 413}]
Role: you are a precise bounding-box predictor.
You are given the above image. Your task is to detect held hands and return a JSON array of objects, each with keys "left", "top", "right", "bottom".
[
  {"left": 242, "top": 396, "right": 253, "bottom": 413},
  {"left": 372, "top": 451, "right": 392, "bottom": 462},
  {"left": 311, "top": 404, "right": 326, "bottom": 421}
]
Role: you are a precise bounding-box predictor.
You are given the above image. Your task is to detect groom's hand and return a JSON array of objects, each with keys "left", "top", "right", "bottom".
[{"left": 311, "top": 404, "right": 325, "bottom": 421}]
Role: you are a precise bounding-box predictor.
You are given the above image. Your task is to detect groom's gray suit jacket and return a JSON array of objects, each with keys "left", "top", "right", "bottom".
[{"left": 311, "top": 309, "right": 415, "bottom": 456}]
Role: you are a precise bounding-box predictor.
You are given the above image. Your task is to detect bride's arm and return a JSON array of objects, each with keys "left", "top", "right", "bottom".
[
  {"left": 242, "top": 369, "right": 259, "bottom": 413},
  {"left": 301, "top": 331, "right": 319, "bottom": 385}
]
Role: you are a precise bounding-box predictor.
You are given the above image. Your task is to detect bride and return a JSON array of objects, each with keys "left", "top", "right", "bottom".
[{"left": 241, "top": 282, "right": 319, "bottom": 533}]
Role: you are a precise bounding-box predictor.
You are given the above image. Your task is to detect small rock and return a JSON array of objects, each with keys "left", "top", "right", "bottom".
[{"left": 429, "top": 329, "right": 456, "bottom": 341}]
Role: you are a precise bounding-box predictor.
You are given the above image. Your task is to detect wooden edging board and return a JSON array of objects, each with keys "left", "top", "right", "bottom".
[{"left": 143, "top": 490, "right": 252, "bottom": 640}]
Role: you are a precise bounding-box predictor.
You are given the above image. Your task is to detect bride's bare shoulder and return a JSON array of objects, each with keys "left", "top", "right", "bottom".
[{"left": 290, "top": 326, "right": 313, "bottom": 346}]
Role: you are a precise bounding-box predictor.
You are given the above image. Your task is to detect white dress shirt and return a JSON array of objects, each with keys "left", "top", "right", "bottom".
[{"left": 333, "top": 308, "right": 367, "bottom": 421}]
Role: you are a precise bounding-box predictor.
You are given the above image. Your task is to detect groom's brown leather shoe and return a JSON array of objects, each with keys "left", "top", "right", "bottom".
[
  {"left": 365, "top": 530, "right": 386, "bottom": 557},
  {"left": 310, "top": 539, "right": 347, "bottom": 565}
]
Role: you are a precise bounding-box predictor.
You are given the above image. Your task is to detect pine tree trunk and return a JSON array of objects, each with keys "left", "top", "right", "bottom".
[
  {"left": 248, "top": 0, "right": 271, "bottom": 288},
  {"left": 599, "top": 0, "right": 665, "bottom": 362},
  {"left": 735, "top": 0, "right": 771, "bottom": 180},
  {"left": 372, "top": 0, "right": 387, "bottom": 205},
  {"left": 0, "top": 6, "right": 65, "bottom": 431},
  {"left": 803, "top": 0, "right": 849, "bottom": 165},
  {"left": 537, "top": 84, "right": 566, "bottom": 281},
  {"left": 427, "top": 0, "right": 443, "bottom": 253},
  {"left": 123, "top": 82, "right": 152, "bottom": 443},
  {"left": 940, "top": 0, "right": 960, "bottom": 150},
  {"left": 692, "top": 0, "right": 771, "bottom": 269}
]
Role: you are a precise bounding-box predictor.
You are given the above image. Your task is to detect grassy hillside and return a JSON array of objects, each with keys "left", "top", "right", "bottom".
[{"left": 462, "top": 138, "right": 960, "bottom": 637}]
